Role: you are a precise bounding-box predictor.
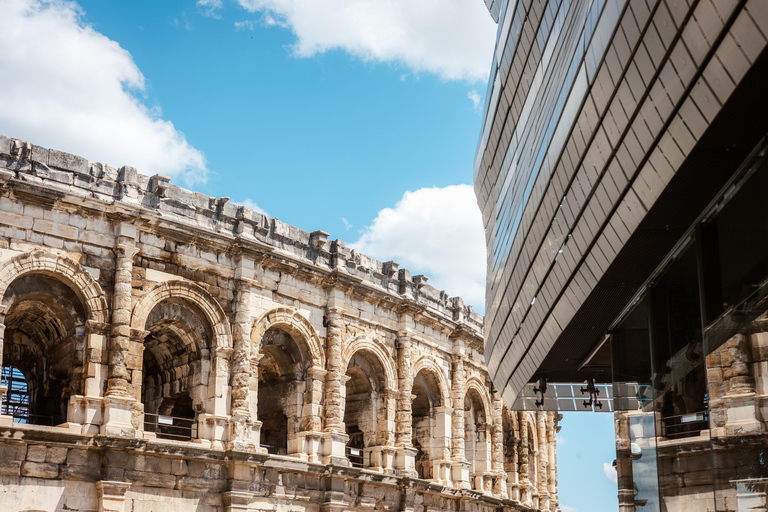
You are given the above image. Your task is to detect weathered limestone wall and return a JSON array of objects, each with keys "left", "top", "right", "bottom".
[{"left": 0, "top": 136, "right": 559, "bottom": 512}]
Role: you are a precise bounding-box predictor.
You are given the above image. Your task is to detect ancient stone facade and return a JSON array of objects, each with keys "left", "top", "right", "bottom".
[{"left": 0, "top": 136, "right": 559, "bottom": 512}]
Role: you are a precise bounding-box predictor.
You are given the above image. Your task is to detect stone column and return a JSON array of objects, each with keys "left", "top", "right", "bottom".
[
  {"left": 451, "top": 352, "right": 470, "bottom": 488},
  {"left": 0, "top": 316, "right": 9, "bottom": 426},
  {"left": 394, "top": 312, "right": 417, "bottom": 476},
  {"left": 229, "top": 256, "right": 260, "bottom": 451},
  {"left": 291, "top": 365, "right": 325, "bottom": 462},
  {"left": 102, "top": 222, "right": 140, "bottom": 437},
  {"left": 717, "top": 333, "right": 763, "bottom": 435},
  {"left": 320, "top": 290, "right": 349, "bottom": 465},
  {"left": 96, "top": 480, "right": 131, "bottom": 512},
  {"left": 324, "top": 308, "right": 344, "bottom": 433},
  {"left": 432, "top": 405, "right": 453, "bottom": 484},
  {"left": 198, "top": 345, "right": 233, "bottom": 449},
  {"left": 506, "top": 414, "right": 520, "bottom": 502},
  {"left": 519, "top": 412, "right": 531, "bottom": 506},
  {"left": 547, "top": 412, "right": 557, "bottom": 501},
  {"left": 491, "top": 390, "right": 508, "bottom": 499},
  {"left": 368, "top": 388, "right": 397, "bottom": 472},
  {"left": 537, "top": 411, "right": 550, "bottom": 511}
]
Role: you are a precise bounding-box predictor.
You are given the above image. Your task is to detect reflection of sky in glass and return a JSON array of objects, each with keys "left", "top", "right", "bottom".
[{"left": 629, "top": 413, "right": 661, "bottom": 512}]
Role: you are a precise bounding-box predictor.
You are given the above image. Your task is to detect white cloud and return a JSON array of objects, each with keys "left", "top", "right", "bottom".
[
  {"left": 236, "top": 198, "right": 269, "bottom": 216},
  {"left": 556, "top": 434, "right": 565, "bottom": 446},
  {"left": 235, "top": 0, "right": 497, "bottom": 82},
  {"left": 340, "top": 217, "right": 352, "bottom": 231},
  {"left": 603, "top": 462, "right": 618, "bottom": 485},
  {"left": 351, "top": 185, "right": 486, "bottom": 309},
  {"left": 561, "top": 505, "right": 578, "bottom": 512},
  {"left": 0, "top": 0, "right": 207, "bottom": 185},
  {"left": 468, "top": 90, "right": 481, "bottom": 110},
  {"left": 197, "top": 0, "right": 223, "bottom": 18},
  {"left": 235, "top": 19, "right": 256, "bottom": 30}
]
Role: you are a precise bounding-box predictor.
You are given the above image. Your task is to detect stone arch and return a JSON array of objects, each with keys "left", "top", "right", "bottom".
[
  {"left": 131, "top": 280, "right": 232, "bottom": 346},
  {"left": 131, "top": 280, "right": 232, "bottom": 443},
  {"left": 0, "top": 250, "right": 108, "bottom": 325},
  {"left": 251, "top": 307, "right": 324, "bottom": 455},
  {"left": 251, "top": 307, "right": 323, "bottom": 368},
  {"left": 411, "top": 356, "right": 451, "bottom": 408},
  {"left": 464, "top": 376, "right": 492, "bottom": 423},
  {"left": 341, "top": 334, "right": 396, "bottom": 392},
  {"left": 0, "top": 251, "right": 108, "bottom": 426}
]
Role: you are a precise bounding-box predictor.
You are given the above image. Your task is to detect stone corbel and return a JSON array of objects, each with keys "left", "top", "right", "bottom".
[{"left": 96, "top": 480, "right": 131, "bottom": 512}]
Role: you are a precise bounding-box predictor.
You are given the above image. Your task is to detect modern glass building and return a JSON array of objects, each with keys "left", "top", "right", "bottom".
[{"left": 474, "top": 0, "right": 768, "bottom": 509}]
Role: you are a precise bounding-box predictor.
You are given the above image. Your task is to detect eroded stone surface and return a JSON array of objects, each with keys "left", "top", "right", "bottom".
[{"left": 0, "top": 136, "right": 559, "bottom": 512}]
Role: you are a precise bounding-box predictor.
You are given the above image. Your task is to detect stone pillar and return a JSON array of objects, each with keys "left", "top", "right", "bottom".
[
  {"left": 197, "top": 345, "right": 233, "bottom": 448},
  {"left": 102, "top": 223, "right": 140, "bottom": 437},
  {"left": 324, "top": 308, "right": 344, "bottom": 433},
  {"left": 229, "top": 258, "right": 261, "bottom": 451},
  {"left": 491, "top": 390, "right": 508, "bottom": 499},
  {"left": 719, "top": 333, "right": 763, "bottom": 435},
  {"left": 0, "top": 317, "right": 9, "bottom": 426},
  {"left": 368, "top": 388, "right": 397, "bottom": 473},
  {"left": 432, "top": 405, "right": 453, "bottom": 484},
  {"left": 394, "top": 313, "right": 417, "bottom": 476},
  {"left": 506, "top": 415, "right": 520, "bottom": 502},
  {"left": 291, "top": 366, "right": 325, "bottom": 462},
  {"left": 519, "top": 412, "right": 531, "bottom": 506},
  {"left": 320, "top": 291, "right": 349, "bottom": 465},
  {"left": 451, "top": 353, "right": 470, "bottom": 488},
  {"left": 537, "top": 411, "right": 550, "bottom": 511},
  {"left": 547, "top": 412, "right": 557, "bottom": 503},
  {"left": 96, "top": 480, "right": 131, "bottom": 512}
]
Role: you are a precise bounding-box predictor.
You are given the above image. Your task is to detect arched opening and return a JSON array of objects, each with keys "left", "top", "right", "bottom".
[
  {"left": 257, "top": 327, "right": 305, "bottom": 455},
  {"left": 1, "top": 274, "right": 87, "bottom": 426},
  {"left": 411, "top": 369, "right": 442, "bottom": 480},
  {"left": 343, "top": 350, "right": 387, "bottom": 468},
  {"left": 465, "top": 388, "right": 489, "bottom": 490},
  {"left": 141, "top": 298, "right": 210, "bottom": 441}
]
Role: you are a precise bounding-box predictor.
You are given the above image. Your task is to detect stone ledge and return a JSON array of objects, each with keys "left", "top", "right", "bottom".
[{"left": 0, "top": 134, "right": 484, "bottom": 336}]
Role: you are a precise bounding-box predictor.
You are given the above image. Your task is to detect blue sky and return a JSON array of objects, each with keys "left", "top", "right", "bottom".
[{"left": 0, "top": 0, "right": 618, "bottom": 509}]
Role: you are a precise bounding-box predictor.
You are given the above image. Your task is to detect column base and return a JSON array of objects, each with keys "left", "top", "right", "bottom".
[
  {"left": 196, "top": 413, "right": 231, "bottom": 449},
  {"left": 430, "top": 459, "right": 453, "bottom": 486},
  {"left": 394, "top": 446, "right": 418, "bottom": 477},
  {"left": 366, "top": 445, "right": 397, "bottom": 473},
  {"left": 66, "top": 395, "right": 104, "bottom": 435},
  {"left": 228, "top": 418, "right": 266, "bottom": 452},
  {"left": 723, "top": 392, "right": 765, "bottom": 436},
  {"left": 288, "top": 430, "right": 324, "bottom": 462},
  {"left": 319, "top": 431, "right": 350, "bottom": 466},
  {"left": 101, "top": 396, "right": 138, "bottom": 437},
  {"left": 451, "top": 460, "right": 471, "bottom": 489}
]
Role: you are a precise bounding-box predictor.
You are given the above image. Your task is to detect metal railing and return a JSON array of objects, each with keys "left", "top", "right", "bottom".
[
  {"left": 144, "top": 413, "right": 196, "bottom": 441},
  {"left": 260, "top": 444, "right": 278, "bottom": 455},
  {"left": 346, "top": 446, "right": 364, "bottom": 468},
  {"left": 661, "top": 410, "right": 709, "bottom": 439}
]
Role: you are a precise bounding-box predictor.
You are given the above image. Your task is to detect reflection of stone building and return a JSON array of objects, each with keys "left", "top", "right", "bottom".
[
  {"left": 0, "top": 136, "right": 559, "bottom": 512},
  {"left": 474, "top": 0, "right": 768, "bottom": 510}
]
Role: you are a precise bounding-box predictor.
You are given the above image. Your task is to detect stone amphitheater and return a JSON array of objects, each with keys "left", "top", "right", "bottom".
[{"left": 0, "top": 135, "right": 559, "bottom": 512}]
